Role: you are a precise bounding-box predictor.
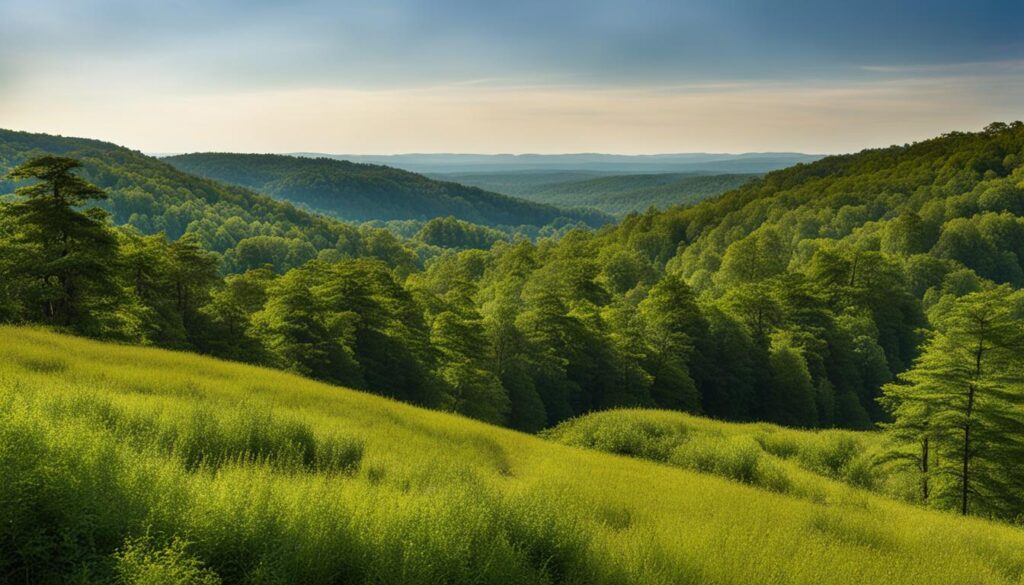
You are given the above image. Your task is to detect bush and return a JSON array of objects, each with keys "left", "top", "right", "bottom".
[
  {"left": 670, "top": 435, "right": 792, "bottom": 493},
  {"left": 114, "top": 537, "right": 222, "bottom": 585},
  {"left": 756, "top": 429, "right": 867, "bottom": 479},
  {"left": 542, "top": 411, "right": 684, "bottom": 461}
]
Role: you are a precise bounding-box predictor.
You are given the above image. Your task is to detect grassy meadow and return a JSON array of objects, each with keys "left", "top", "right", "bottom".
[
  {"left": 2, "top": 325, "right": 1024, "bottom": 584},
  {"left": 543, "top": 409, "right": 896, "bottom": 501}
]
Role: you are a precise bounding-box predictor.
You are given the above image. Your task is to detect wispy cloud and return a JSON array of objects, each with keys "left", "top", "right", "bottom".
[
  {"left": 0, "top": 0, "right": 1021, "bottom": 153},
  {"left": 3, "top": 75, "right": 1020, "bottom": 155},
  {"left": 859, "top": 60, "right": 1024, "bottom": 74}
]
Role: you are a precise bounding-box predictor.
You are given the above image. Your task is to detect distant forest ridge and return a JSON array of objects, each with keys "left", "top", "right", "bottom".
[
  {"left": 288, "top": 152, "right": 824, "bottom": 174},
  {"left": 431, "top": 170, "right": 760, "bottom": 215},
  {"left": 164, "top": 152, "right": 612, "bottom": 228}
]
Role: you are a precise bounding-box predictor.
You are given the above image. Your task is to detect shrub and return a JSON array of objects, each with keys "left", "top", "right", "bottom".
[
  {"left": 313, "top": 433, "right": 365, "bottom": 474},
  {"left": 756, "top": 429, "right": 867, "bottom": 479},
  {"left": 670, "top": 435, "right": 792, "bottom": 493},
  {"left": 114, "top": 537, "right": 222, "bottom": 585},
  {"left": 543, "top": 411, "right": 684, "bottom": 461}
]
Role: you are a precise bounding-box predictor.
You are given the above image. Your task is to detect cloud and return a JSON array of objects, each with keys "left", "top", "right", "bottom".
[
  {"left": 3, "top": 75, "right": 1021, "bottom": 154},
  {"left": 0, "top": 0, "right": 1021, "bottom": 153}
]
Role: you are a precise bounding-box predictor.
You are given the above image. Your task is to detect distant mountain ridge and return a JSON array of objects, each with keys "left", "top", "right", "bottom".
[
  {"left": 289, "top": 152, "right": 824, "bottom": 174},
  {"left": 165, "top": 153, "right": 612, "bottom": 228},
  {"left": 433, "top": 171, "right": 760, "bottom": 215}
]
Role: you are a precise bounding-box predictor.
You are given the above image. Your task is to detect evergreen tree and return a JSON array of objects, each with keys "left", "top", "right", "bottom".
[
  {"left": 882, "top": 286, "right": 1024, "bottom": 518},
  {"left": 252, "top": 271, "right": 358, "bottom": 384},
  {"left": 766, "top": 338, "right": 819, "bottom": 428},
  {"left": 638, "top": 274, "right": 705, "bottom": 411},
  {"left": 1, "top": 156, "right": 119, "bottom": 332}
]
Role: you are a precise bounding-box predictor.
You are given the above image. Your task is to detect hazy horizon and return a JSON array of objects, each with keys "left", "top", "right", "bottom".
[{"left": 2, "top": 0, "right": 1022, "bottom": 154}]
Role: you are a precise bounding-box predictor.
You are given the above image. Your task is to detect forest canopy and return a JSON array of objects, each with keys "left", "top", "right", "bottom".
[
  {"left": 164, "top": 152, "right": 612, "bottom": 228},
  {"left": 2, "top": 124, "right": 1024, "bottom": 516}
]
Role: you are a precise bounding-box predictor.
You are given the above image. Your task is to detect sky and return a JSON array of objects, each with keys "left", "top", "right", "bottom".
[{"left": 1, "top": 0, "right": 1022, "bottom": 154}]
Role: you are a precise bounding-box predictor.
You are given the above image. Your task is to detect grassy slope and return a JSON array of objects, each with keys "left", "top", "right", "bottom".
[
  {"left": 544, "top": 410, "right": 894, "bottom": 502},
  {"left": 3, "top": 326, "right": 1024, "bottom": 584}
]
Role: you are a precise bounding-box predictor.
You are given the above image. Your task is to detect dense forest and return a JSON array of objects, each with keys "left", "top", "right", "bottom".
[
  {"left": 449, "top": 171, "right": 760, "bottom": 215},
  {"left": 2, "top": 123, "right": 1024, "bottom": 519},
  {"left": 165, "top": 152, "right": 611, "bottom": 227},
  {"left": 315, "top": 151, "right": 820, "bottom": 174},
  {"left": 0, "top": 129, "right": 436, "bottom": 275}
]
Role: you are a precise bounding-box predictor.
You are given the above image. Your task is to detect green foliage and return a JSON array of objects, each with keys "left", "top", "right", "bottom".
[
  {"left": 164, "top": 153, "right": 612, "bottom": 228},
  {"left": 6, "top": 328, "right": 1024, "bottom": 585},
  {"left": 436, "top": 171, "right": 759, "bottom": 215},
  {"left": 2, "top": 122, "right": 1024, "bottom": 447},
  {"left": 547, "top": 409, "right": 910, "bottom": 502},
  {"left": 1, "top": 155, "right": 120, "bottom": 334},
  {"left": 114, "top": 537, "right": 222, "bottom": 585},
  {"left": 414, "top": 215, "right": 508, "bottom": 250},
  {"left": 0, "top": 129, "right": 431, "bottom": 276},
  {"left": 766, "top": 340, "right": 819, "bottom": 427},
  {"left": 881, "top": 286, "right": 1024, "bottom": 520}
]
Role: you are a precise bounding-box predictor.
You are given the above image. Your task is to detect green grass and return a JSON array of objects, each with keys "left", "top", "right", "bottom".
[
  {"left": 543, "top": 410, "right": 898, "bottom": 501},
  {"left": 2, "top": 326, "right": 1024, "bottom": 584}
]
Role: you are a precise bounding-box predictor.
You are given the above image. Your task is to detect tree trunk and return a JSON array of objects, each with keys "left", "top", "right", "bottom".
[
  {"left": 961, "top": 420, "right": 970, "bottom": 515},
  {"left": 921, "top": 435, "right": 929, "bottom": 501},
  {"left": 961, "top": 333, "right": 985, "bottom": 516}
]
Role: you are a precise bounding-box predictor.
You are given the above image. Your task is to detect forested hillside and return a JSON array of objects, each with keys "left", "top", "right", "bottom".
[
  {"left": 0, "top": 129, "right": 423, "bottom": 274},
  {"left": 482, "top": 172, "right": 760, "bottom": 215},
  {"left": 165, "top": 153, "right": 611, "bottom": 227},
  {"left": 307, "top": 151, "right": 821, "bottom": 174},
  {"left": 2, "top": 123, "right": 1024, "bottom": 520}
]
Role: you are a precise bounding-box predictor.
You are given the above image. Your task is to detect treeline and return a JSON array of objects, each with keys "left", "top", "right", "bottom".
[
  {"left": 3, "top": 123, "right": 1023, "bottom": 441},
  {"left": 514, "top": 172, "right": 760, "bottom": 215},
  {"left": 0, "top": 155, "right": 908, "bottom": 433},
  {"left": 164, "top": 152, "right": 613, "bottom": 228},
  {"left": 0, "top": 129, "right": 431, "bottom": 276}
]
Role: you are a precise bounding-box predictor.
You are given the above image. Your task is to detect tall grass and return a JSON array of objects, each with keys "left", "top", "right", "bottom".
[
  {"left": 2, "top": 326, "right": 1024, "bottom": 584},
  {"left": 544, "top": 409, "right": 893, "bottom": 498}
]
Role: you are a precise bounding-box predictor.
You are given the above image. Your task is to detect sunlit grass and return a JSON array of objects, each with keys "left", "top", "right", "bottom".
[
  {"left": 543, "top": 408, "right": 891, "bottom": 498},
  {"left": 2, "top": 325, "right": 1023, "bottom": 584}
]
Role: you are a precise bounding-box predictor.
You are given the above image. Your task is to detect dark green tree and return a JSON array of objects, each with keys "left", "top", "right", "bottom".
[
  {"left": 1, "top": 156, "right": 119, "bottom": 332},
  {"left": 638, "top": 274, "right": 705, "bottom": 411},
  {"left": 882, "top": 286, "right": 1024, "bottom": 518}
]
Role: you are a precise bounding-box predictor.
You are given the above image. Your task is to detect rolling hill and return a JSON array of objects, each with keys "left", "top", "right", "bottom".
[
  {"left": 0, "top": 129, "right": 419, "bottom": 274},
  {"left": 435, "top": 171, "right": 759, "bottom": 215},
  {"left": 4, "top": 326, "right": 1024, "bottom": 584},
  {"left": 294, "top": 152, "right": 823, "bottom": 174},
  {"left": 164, "top": 153, "right": 612, "bottom": 228}
]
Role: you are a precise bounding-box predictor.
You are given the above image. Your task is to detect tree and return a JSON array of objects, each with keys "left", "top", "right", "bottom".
[
  {"left": 1, "top": 156, "right": 119, "bottom": 332},
  {"left": 430, "top": 299, "right": 510, "bottom": 424},
  {"left": 638, "top": 274, "right": 705, "bottom": 411},
  {"left": 252, "top": 271, "right": 359, "bottom": 385},
  {"left": 716, "top": 227, "right": 789, "bottom": 287},
  {"left": 882, "top": 286, "right": 1024, "bottom": 518},
  {"left": 166, "top": 235, "right": 220, "bottom": 342},
  {"left": 766, "top": 337, "right": 819, "bottom": 428},
  {"left": 198, "top": 268, "right": 273, "bottom": 362},
  {"left": 117, "top": 229, "right": 188, "bottom": 345}
]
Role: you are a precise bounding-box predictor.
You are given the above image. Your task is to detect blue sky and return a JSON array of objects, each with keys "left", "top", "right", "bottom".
[{"left": 1, "top": 0, "right": 1022, "bottom": 153}]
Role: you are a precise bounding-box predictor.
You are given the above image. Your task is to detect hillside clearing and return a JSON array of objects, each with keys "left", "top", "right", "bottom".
[{"left": 2, "top": 326, "right": 1023, "bottom": 584}]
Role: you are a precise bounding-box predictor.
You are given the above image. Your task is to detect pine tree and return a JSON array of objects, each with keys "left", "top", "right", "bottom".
[
  {"left": 1, "top": 156, "right": 118, "bottom": 331},
  {"left": 638, "top": 274, "right": 706, "bottom": 411},
  {"left": 882, "top": 286, "right": 1024, "bottom": 518}
]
